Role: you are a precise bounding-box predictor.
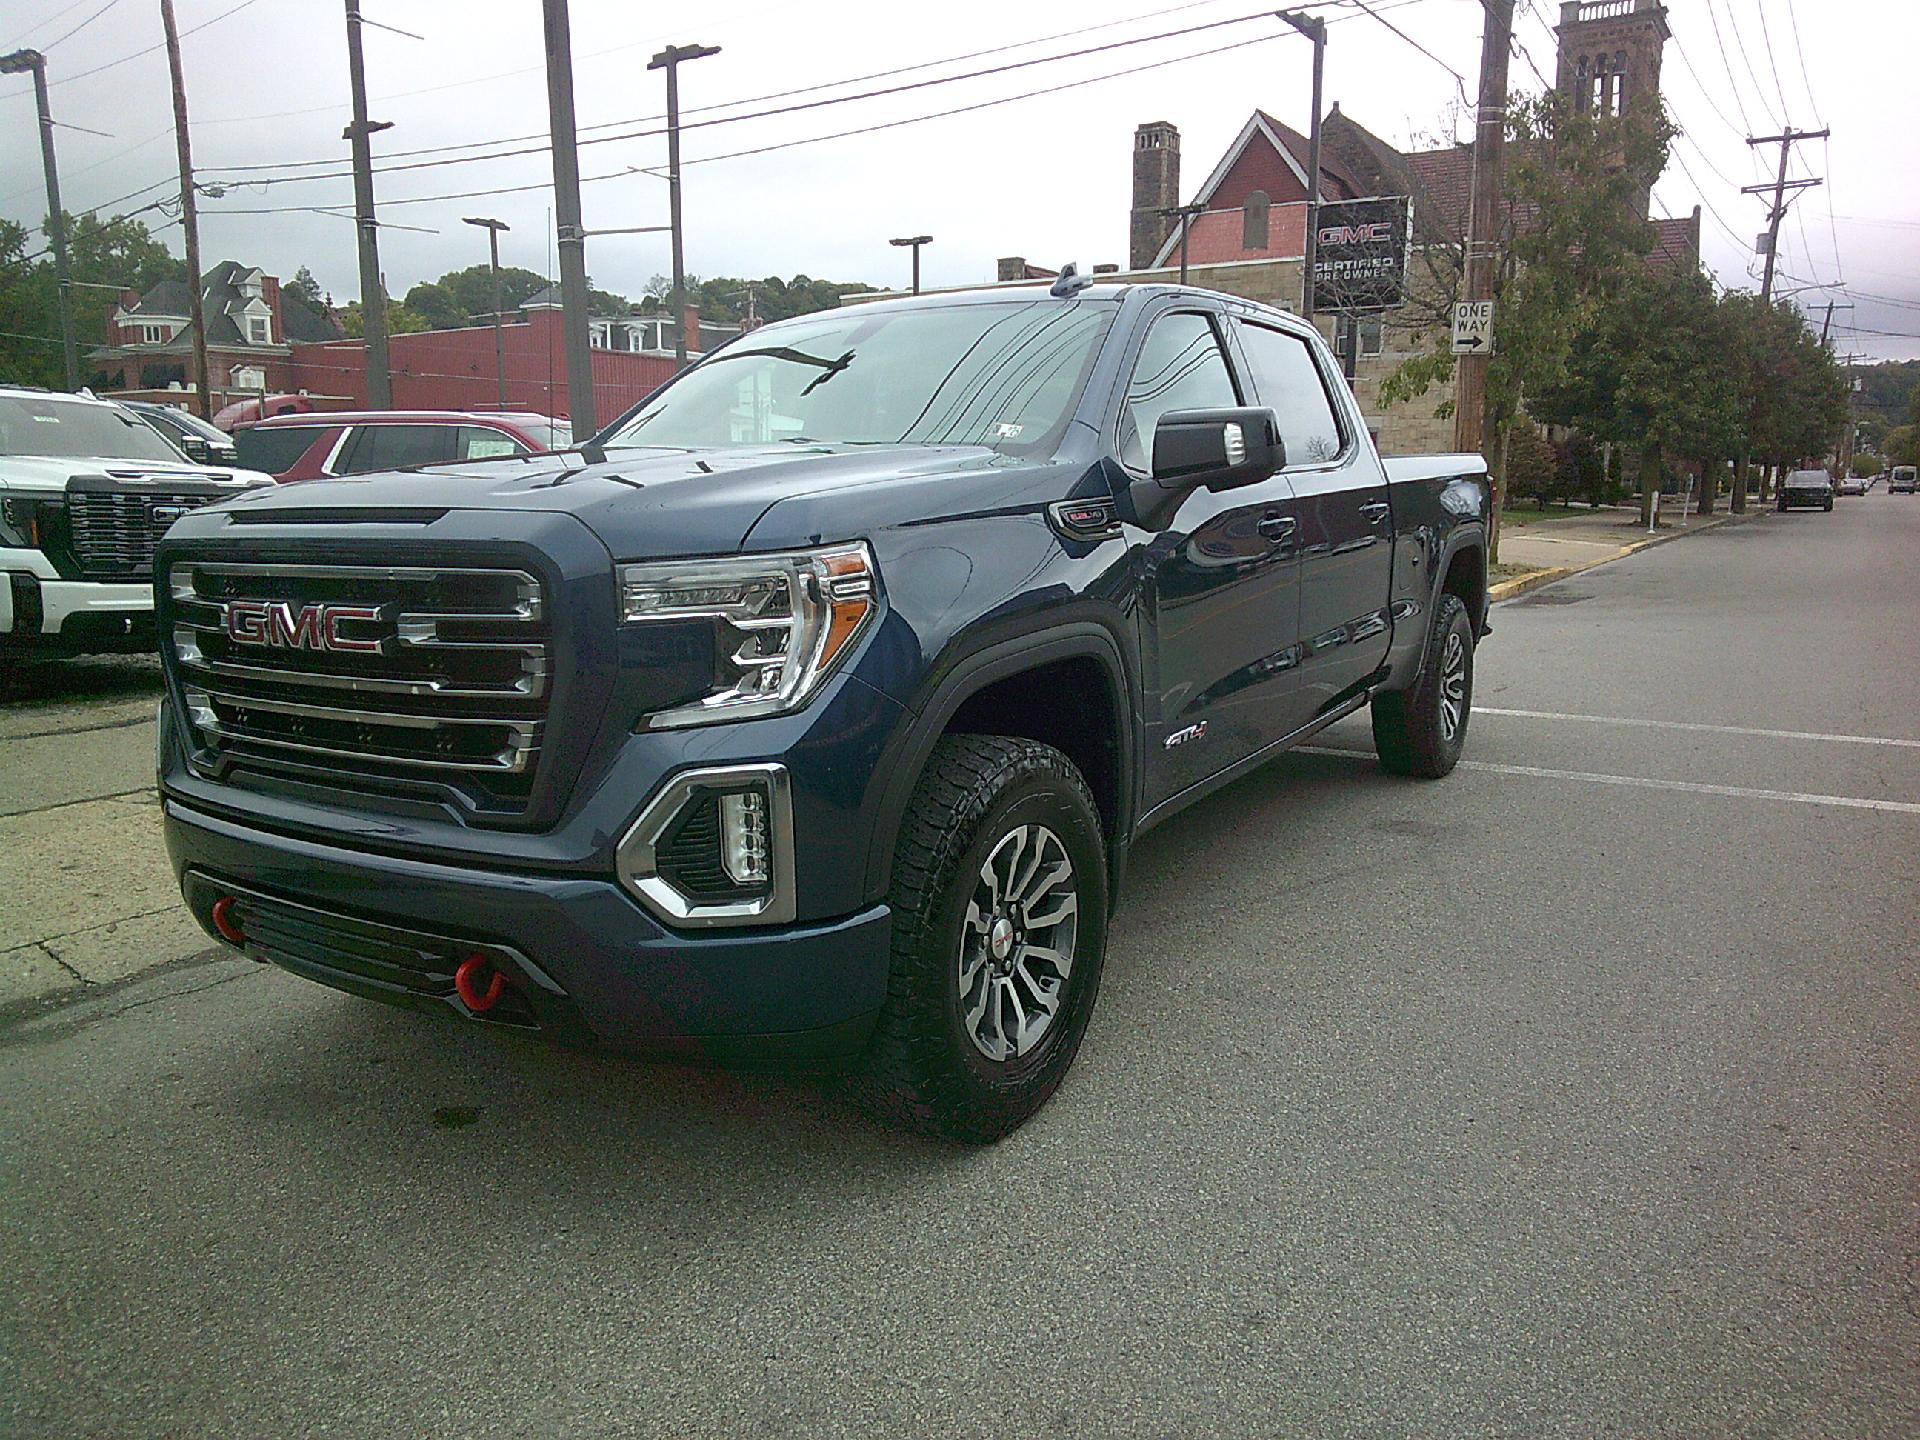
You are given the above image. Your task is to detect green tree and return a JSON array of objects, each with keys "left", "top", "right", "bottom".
[
  {"left": 1885, "top": 424, "right": 1919, "bottom": 466},
  {"left": 284, "top": 265, "right": 326, "bottom": 311},
  {"left": 0, "top": 210, "right": 186, "bottom": 388},
  {"left": 1380, "top": 89, "right": 1674, "bottom": 555},
  {"left": 338, "top": 299, "right": 430, "bottom": 337},
  {"left": 1534, "top": 269, "right": 1744, "bottom": 526}
]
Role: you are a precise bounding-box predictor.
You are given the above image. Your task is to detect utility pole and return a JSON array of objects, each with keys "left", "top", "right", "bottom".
[
  {"left": 648, "top": 42, "right": 720, "bottom": 371},
  {"left": 1160, "top": 202, "right": 1206, "bottom": 285},
  {"left": 1278, "top": 10, "right": 1326, "bottom": 324},
  {"left": 1453, "top": 0, "right": 1511, "bottom": 464},
  {"left": 463, "top": 216, "right": 511, "bottom": 406},
  {"left": 889, "top": 235, "right": 933, "bottom": 294},
  {"left": 158, "top": 1, "right": 212, "bottom": 419},
  {"left": 342, "top": 1, "right": 393, "bottom": 408},
  {"left": 1817, "top": 299, "right": 1851, "bottom": 348},
  {"left": 543, "top": 0, "right": 599, "bottom": 430},
  {"left": 1, "top": 49, "right": 78, "bottom": 388},
  {"left": 1732, "top": 124, "right": 1829, "bottom": 511}
]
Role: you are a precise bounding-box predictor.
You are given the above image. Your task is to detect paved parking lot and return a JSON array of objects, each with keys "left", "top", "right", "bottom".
[{"left": 3, "top": 496, "right": 1916, "bottom": 1437}]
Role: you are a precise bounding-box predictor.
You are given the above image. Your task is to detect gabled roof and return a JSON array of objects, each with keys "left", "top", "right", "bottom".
[{"left": 122, "top": 278, "right": 194, "bottom": 319}]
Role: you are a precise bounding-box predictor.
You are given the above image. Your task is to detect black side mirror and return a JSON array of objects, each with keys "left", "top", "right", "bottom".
[{"left": 1128, "top": 407, "right": 1285, "bottom": 530}]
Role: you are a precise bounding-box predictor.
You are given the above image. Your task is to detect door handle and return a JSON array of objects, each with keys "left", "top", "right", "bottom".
[
  {"left": 1257, "top": 514, "right": 1297, "bottom": 543},
  {"left": 1358, "top": 500, "right": 1390, "bottom": 525}
]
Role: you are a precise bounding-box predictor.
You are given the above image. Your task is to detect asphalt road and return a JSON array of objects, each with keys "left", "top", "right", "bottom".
[{"left": 4, "top": 496, "right": 1917, "bottom": 1438}]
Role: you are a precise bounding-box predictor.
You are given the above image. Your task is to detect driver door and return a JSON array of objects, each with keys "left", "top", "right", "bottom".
[{"left": 1119, "top": 308, "right": 1304, "bottom": 811}]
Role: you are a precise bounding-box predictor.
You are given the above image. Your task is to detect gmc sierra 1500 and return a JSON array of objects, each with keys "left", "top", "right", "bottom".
[{"left": 155, "top": 279, "right": 1489, "bottom": 1141}]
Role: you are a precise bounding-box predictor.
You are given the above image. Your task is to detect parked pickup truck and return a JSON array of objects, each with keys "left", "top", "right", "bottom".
[
  {"left": 2, "top": 387, "right": 272, "bottom": 655},
  {"left": 154, "top": 280, "right": 1489, "bottom": 1140}
]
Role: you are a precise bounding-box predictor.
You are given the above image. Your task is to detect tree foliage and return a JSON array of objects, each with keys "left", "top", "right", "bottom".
[
  {"left": 0, "top": 210, "right": 187, "bottom": 388},
  {"left": 284, "top": 265, "right": 327, "bottom": 311},
  {"left": 338, "top": 299, "right": 431, "bottom": 337}
]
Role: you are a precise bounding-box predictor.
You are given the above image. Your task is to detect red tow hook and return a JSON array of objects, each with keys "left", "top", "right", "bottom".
[
  {"left": 210, "top": 895, "right": 245, "bottom": 945},
  {"left": 454, "top": 954, "right": 510, "bottom": 1014}
]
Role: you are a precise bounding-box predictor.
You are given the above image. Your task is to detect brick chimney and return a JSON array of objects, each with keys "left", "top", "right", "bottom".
[
  {"left": 1130, "top": 121, "right": 1181, "bottom": 269},
  {"left": 997, "top": 257, "right": 1029, "bottom": 283},
  {"left": 262, "top": 274, "right": 282, "bottom": 344},
  {"left": 682, "top": 304, "right": 700, "bottom": 356}
]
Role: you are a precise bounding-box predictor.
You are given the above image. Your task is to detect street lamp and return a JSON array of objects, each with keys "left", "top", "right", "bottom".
[
  {"left": 890, "top": 235, "right": 933, "bottom": 294},
  {"left": 462, "top": 216, "right": 511, "bottom": 407}
]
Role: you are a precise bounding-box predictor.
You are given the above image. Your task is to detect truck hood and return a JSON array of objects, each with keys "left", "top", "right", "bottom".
[
  {"left": 203, "top": 442, "right": 1064, "bottom": 559},
  {"left": 0, "top": 453, "right": 274, "bottom": 493}
]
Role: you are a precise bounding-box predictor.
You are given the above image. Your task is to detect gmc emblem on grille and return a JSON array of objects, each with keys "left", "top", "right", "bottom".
[{"left": 223, "top": 599, "right": 383, "bottom": 653}]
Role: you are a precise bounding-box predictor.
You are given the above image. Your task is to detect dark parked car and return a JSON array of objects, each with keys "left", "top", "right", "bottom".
[
  {"left": 231, "top": 410, "right": 570, "bottom": 481},
  {"left": 120, "top": 399, "right": 240, "bottom": 466},
  {"left": 1778, "top": 469, "right": 1834, "bottom": 511},
  {"left": 156, "top": 281, "right": 1490, "bottom": 1140}
]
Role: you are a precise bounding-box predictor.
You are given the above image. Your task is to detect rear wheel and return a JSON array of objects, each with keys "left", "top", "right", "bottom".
[
  {"left": 856, "top": 735, "right": 1108, "bottom": 1143},
  {"left": 1372, "top": 593, "right": 1473, "bottom": 779}
]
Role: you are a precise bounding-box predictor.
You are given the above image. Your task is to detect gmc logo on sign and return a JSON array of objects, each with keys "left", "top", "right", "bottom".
[
  {"left": 223, "top": 599, "right": 384, "bottom": 653},
  {"left": 1318, "top": 221, "right": 1394, "bottom": 247}
]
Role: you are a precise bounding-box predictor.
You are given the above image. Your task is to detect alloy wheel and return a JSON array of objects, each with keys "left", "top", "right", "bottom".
[
  {"left": 1439, "top": 630, "right": 1468, "bottom": 742},
  {"left": 957, "top": 823, "right": 1079, "bottom": 1062}
]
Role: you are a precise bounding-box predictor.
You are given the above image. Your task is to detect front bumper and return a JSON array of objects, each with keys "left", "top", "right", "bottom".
[
  {"left": 1, "top": 547, "right": 153, "bottom": 651},
  {"left": 165, "top": 796, "right": 894, "bottom": 1061}
]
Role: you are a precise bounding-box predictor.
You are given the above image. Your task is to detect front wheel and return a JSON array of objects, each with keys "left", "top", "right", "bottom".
[
  {"left": 1823, "top": 499, "right": 1834, "bottom": 511},
  {"left": 1372, "top": 593, "right": 1474, "bottom": 779},
  {"left": 856, "top": 735, "right": 1108, "bottom": 1143}
]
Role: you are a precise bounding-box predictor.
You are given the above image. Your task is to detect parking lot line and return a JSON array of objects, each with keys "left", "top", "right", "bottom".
[
  {"left": 1297, "top": 746, "right": 1920, "bottom": 816},
  {"left": 1472, "top": 706, "right": 1920, "bottom": 749}
]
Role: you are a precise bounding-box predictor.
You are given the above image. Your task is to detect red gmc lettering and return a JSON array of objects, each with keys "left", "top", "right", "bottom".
[
  {"left": 322, "top": 605, "right": 383, "bottom": 653},
  {"left": 222, "top": 600, "right": 382, "bottom": 652}
]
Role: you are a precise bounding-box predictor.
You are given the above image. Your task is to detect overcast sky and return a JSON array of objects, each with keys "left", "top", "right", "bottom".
[{"left": 4, "top": 0, "right": 1916, "bottom": 360}]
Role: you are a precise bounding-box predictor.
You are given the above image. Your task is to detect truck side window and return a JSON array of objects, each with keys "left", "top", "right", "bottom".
[
  {"left": 339, "top": 424, "right": 458, "bottom": 473},
  {"left": 1236, "top": 322, "right": 1346, "bottom": 465},
  {"left": 1118, "top": 312, "right": 1239, "bottom": 473},
  {"left": 458, "top": 426, "right": 529, "bottom": 460}
]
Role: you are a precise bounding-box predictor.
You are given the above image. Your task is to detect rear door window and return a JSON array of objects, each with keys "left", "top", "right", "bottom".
[
  {"left": 338, "top": 424, "right": 458, "bottom": 473},
  {"left": 1234, "top": 321, "right": 1346, "bottom": 466},
  {"left": 457, "top": 426, "right": 530, "bottom": 460},
  {"left": 233, "top": 425, "right": 326, "bottom": 476}
]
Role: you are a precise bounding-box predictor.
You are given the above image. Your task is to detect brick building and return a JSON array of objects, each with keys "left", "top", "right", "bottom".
[
  {"left": 94, "top": 269, "right": 718, "bottom": 425},
  {"left": 1005, "top": 0, "right": 1698, "bottom": 453}
]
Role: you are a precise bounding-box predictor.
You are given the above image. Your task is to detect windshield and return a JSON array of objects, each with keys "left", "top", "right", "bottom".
[
  {"left": 0, "top": 395, "right": 184, "bottom": 463},
  {"left": 155, "top": 407, "right": 231, "bottom": 444},
  {"left": 600, "top": 299, "right": 1114, "bottom": 454}
]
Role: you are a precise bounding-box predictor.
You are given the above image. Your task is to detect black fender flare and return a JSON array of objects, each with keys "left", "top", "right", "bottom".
[
  {"left": 1427, "top": 520, "right": 1489, "bottom": 638},
  {"left": 859, "top": 619, "right": 1139, "bottom": 908}
]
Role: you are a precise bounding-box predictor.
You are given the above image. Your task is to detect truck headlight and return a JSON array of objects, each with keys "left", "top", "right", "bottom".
[{"left": 618, "top": 543, "right": 877, "bottom": 727}]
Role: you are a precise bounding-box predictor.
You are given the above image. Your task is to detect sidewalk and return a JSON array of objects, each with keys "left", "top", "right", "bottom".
[{"left": 1490, "top": 502, "right": 1757, "bottom": 600}]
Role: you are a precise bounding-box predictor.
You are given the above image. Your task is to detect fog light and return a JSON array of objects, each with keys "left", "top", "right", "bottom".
[{"left": 718, "top": 788, "right": 770, "bottom": 885}]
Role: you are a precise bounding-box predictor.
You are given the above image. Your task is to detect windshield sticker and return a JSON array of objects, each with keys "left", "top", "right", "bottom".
[{"left": 996, "top": 423, "right": 1024, "bottom": 439}]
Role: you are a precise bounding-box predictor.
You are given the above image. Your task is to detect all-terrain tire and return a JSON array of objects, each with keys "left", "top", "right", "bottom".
[
  {"left": 1371, "top": 592, "right": 1474, "bottom": 779},
  {"left": 854, "top": 735, "right": 1108, "bottom": 1143}
]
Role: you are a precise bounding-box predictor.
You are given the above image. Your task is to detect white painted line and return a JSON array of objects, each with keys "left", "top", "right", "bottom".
[
  {"left": 1295, "top": 747, "right": 1920, "bottom": 816},
  {"left": 1472, "top": 706, "right": 1920, "bottom": 750}
]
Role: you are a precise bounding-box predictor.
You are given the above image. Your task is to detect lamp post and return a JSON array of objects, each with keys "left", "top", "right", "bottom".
[
  {"left": 463, "top": 216, "right": 511, "bottom": 407},
  {"left": 889, "top": 235, "right": 933, "bottom": 294},
  {"left": 0, "top": 49, "right": 77, "bottom": 388},
  {"left": 1159, "top": 203, "right": 1206, "bottom": 285},
  {"left": 647, "top": 42, "right": 721, "bottom": 369}
]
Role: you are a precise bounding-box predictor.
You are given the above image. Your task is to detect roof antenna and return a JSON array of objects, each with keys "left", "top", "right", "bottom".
[{"left": 1050, "top": 263, "right": 1095, "bottom": 298}]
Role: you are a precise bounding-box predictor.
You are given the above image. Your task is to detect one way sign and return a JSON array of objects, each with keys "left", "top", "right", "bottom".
[{"left": 1452, "top": 300, "right": 1495, "bottom": 354}]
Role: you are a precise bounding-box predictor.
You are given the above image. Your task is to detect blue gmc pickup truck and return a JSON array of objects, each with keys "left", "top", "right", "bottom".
[{"left": 154, "top": 279, "right": 1490, "bottom": 1141}]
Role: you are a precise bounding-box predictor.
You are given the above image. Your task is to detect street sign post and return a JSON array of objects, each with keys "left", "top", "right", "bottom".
[{"left": 1452, "top": 300, "right": 1494, "bottom": 355}]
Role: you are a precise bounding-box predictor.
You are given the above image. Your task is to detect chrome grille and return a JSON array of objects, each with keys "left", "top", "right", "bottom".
[
  {"left": 67, "top": 490, "right": 218, "bottom": 579},
  {"left": 166, "top": 561, "right": 550, "bottom": 807}
]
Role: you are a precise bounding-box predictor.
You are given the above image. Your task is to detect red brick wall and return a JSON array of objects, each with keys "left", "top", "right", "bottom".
[
  {"left": 1211, "top": 133, "right": 1309, "bottom": 209},
  {"left": 286, "top": 310, "right": 678, "bottom": 421}
]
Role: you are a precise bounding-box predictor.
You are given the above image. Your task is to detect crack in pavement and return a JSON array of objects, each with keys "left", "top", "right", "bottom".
[{"left": 0, "top": 787, "right": 154, "bottom": 819}]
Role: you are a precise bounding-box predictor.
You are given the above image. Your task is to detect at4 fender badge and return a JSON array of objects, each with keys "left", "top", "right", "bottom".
[{"left": 1164, "top": 721, "right": 1208, "bottom": 749}]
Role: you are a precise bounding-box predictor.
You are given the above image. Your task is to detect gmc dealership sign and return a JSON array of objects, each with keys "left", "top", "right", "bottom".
[{"left": 1310, "top": 195, "right": 1413, "bottom": 313}]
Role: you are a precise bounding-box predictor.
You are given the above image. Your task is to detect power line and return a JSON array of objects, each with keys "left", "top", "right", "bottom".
[
  {"left": 1343, "top": 0, "right": 1471, "bottom": 106},
  {"left": 198, "top": 7, "right": 1300, "bottom": 188},
  {"left": 1781, "top": 0, "right": 1823, "bottom": 126},
  {"left": 1, "top": 0, "right": 99, "bottom": 48},
  {"left": 39, "top": 0, "right": 126, "bottom": 51},
  {"left": 1700, "top": 0, "right": 1758, "bottom": 135},
  {"left": 41, "top": 0, "right": 260, "bottom": 89},
  {"left": 1710, "top": 0, "right": 1781, "bottom": 130},
  {"left": 203, "top": 32, "right": 1280, "bottom": 216}
]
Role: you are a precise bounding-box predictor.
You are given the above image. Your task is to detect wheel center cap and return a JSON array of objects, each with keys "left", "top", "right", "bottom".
[{"left": 988, "top": 916, "right": 1015, "bottom": 963}]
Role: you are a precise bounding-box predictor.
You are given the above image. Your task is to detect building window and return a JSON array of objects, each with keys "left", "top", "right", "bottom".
[
  {"left": 246, "top": 316, "right": 270, "bottom": 344},
  {"left": 1242, "top": 190, "right": 1271, "bottom": 250},
  {"left": 139, "top": 324, "right": 169, "bottom": 343},
  {"left": 1359, "top": 318, "right": 1384, "bottom": 357},
  {"left": 230, "top": 365, "right": 266, "bottom": 392}
]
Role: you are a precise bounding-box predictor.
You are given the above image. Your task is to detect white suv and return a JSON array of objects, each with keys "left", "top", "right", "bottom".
[{"left": 1, "top": 387, "right": 272, "bottom": 655}]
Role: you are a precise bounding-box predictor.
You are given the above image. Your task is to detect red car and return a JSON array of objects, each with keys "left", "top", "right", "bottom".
[{"left": 230, "top": 410, "right": 572, "bottom": 481}]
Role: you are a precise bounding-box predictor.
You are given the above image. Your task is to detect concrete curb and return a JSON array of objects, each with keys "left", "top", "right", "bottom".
[{"left": 1489, "top": 509, "right": 1762, "bottom": 603}]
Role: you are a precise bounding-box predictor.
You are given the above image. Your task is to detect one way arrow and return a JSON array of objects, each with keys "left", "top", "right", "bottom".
[{"left": 1456, "top": 333, "right": 1486, "bottom": 351}]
